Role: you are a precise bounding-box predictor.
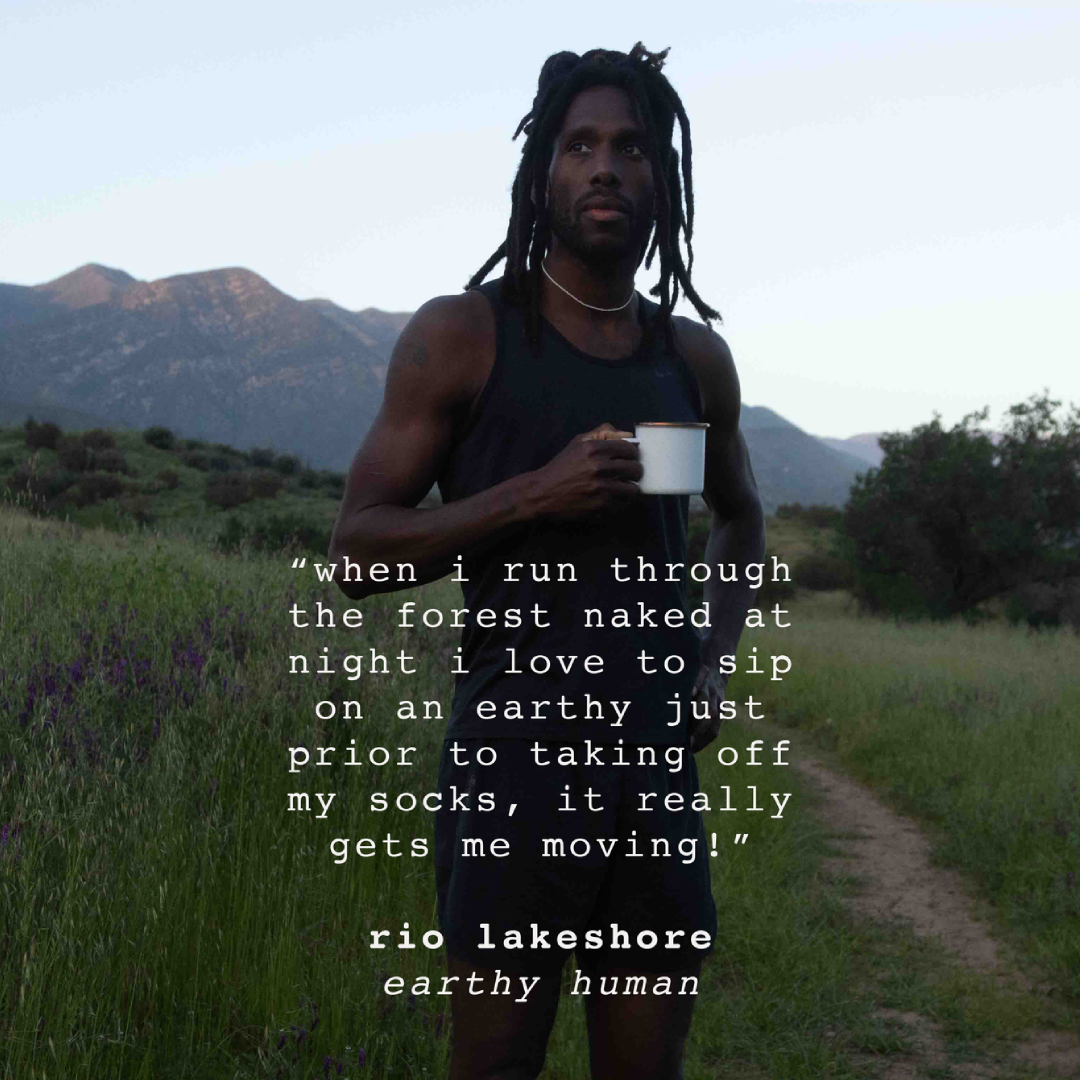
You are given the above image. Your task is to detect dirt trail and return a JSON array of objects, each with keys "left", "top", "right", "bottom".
[{"left": 791, "top": 747, "right": 1080, "bottom": 1079}]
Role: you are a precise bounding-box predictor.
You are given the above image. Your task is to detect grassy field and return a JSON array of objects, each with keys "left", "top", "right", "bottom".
[{"left": 2, "top": 498, "right": 1078, "bottom": 1079}]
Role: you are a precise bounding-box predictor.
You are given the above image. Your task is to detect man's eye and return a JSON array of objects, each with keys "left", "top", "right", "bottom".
[
  {"left": 624, "top": 143, "right": 646, "bottom": 157},
  {"left": 568, "top": 140, "right": 588, "bottom": 152}
]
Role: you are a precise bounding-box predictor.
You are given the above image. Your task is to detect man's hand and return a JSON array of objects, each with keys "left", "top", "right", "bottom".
[
  {"left": 689, "top": 663, "right": 728, "bottom": 753},
  {"left": 526, "top": 422, "right": 643, "bottom": 521}
]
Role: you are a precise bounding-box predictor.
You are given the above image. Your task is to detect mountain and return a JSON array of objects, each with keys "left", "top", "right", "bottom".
[
  {"left": 0, "top": 263, "right": 867, "bottom": 510},
  {"left": 737, "top": 407, "right": 869, "bottom": 514},
  {"left": 0, "top": 263, "right": 391, "bottom": 473},
  {"left": 815, "top": 432, "right": 885, "bottom": 468}
]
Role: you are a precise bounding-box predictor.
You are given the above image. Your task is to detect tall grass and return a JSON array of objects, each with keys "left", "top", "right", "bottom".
[
  {"left": 749, "top": 591, "right": 1080, "bottom": 1002},
  {"left": 2, "top": 508, "right": 1076, "bottom": 1079}
]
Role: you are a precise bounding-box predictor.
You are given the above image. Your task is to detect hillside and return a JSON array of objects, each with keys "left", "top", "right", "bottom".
[{"left": 2, "top": 264, "right": 868, "bottom": 509}]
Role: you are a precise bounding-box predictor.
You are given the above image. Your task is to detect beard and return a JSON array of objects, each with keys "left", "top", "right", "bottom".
[{"left": 548, "top": 192, "right": 655, "bottom": 269}]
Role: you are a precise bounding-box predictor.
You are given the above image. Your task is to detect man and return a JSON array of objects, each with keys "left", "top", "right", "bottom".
[{"left": 329, "top": 43, "right": 764, "bottom": 1080}]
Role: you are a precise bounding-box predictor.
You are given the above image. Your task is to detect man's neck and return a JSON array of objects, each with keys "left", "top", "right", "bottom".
[
  {"left": 539, "top": 246, "right": 640, "bottom": 345},
  {"left": 538, "top": 251, "right": 644, "bottom": 359}
]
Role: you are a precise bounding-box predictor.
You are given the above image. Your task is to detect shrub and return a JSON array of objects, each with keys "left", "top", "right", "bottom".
[
  {"left": 157, "top": 469, "right": 180, "bottom": 490},
  {"left": 274, "top": 454, "right": 300, "bottom": 476},
  {"left": 298, "top": 469, "right": 321, "bottom": 489},
  {"left": 208, "top": 455, "right": 233, "bottom": 472},
  {"left": 10, "top": 466, "right": 78, "bottom": 501},
  {"left": 118, "top": 493, "right": 155, "bottom": 526},
  {"left": 205, "top": 473, "right": 253, "bottom": 510},
  {"left": 55, "top": 435, "right": 92, "bottom": 472},
  {"left": 320, "top": 471, "right": 345, "bottom": 494},
  {"left": 218, "top": 512, "right": 331, "bottom": 555},
  {"left": 794, "top": 551, "right": 856, "bottom": 591},
  {"left": 181, "top": 451, "right": 211, "bottom": 471},
  {"left": 249, "top": 446, "right": 277, "bottom": 468},
  {"left": 74, "top": 473, "right": 125, "bottom": 506},
  {"left": 776, "top": 503, "right": 844, "bottom": 529},
  {"left": 250, "top": 470, "right": 284, "bottom": 499},
  {"left": 184, "top": 438, "right": 206, "bottom": 451},
  {"left": 211, "top": 442, "right": 234, "bottom": 454},
  {"left": 143, "top": 425, "right": 176, "bottom": 450},
  {"left": 81, "top": 428, "right": 116, "bottom": 450},
  {"left": 25, "top": 419, "right": 62, "bottom": 451},
  {"left": 94, "top": 449, "right": 130, "bottom": 474}
]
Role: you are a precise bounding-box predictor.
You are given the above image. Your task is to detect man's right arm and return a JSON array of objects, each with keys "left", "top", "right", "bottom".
[{"left": 327, "top": 291, "right": 643, "bottom": 601}]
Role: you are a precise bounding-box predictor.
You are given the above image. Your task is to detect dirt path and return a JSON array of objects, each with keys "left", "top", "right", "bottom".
[{"left": 791, "top": 748, "right": 1080, "bottom": 1079}]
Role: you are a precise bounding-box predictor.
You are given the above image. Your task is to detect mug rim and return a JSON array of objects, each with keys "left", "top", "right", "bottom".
[{"left": 635, "top": 421, "right": 710, "bottom": 428}]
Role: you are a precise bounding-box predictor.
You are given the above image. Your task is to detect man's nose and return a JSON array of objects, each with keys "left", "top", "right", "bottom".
[{"left": 589, "top": 148, "right": 622, "bottom": 186}]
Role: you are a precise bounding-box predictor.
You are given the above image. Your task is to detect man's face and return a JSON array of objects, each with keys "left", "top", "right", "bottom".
[{"left": 546, "top": 84, "right": 656, "bottom": 267}]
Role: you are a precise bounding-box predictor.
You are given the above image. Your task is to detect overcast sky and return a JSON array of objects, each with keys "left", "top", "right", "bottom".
[{"left": 2, "top": 1, "right": 1077, "bottom": 439}]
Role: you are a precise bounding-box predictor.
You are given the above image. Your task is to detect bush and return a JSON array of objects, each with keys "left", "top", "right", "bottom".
[
  {"left": 7, "top": 465, "right": 77, "bottom": 501},
  {"left": 298, "top": 469, "right": 321, "bottom": 489},
  {"left": 208, "top": 455, "right": 233, "bottom": 472},
  {"left": 793, "top": 551, "right": 856, "bottom": 591},
  {"left": 217, "top": 512, "right": 332, "bottom": 555},
  {"left": 81, "top": 429, "right": 116, "bottom": 450},
  {"left": 55, "top": 435, "right": 92, "bottom": 472},
  {"left": 117, "top": 493, "right": 155, "bottom": 526},
  {"left": 250, "top": 470, "right": 284, "bottom": 499},
  {"left": 249, "top": 446, "right": 277, "bottom": 468},
  {"left": 274, "top": 454, "right": 300, "bottom": 476},
  {"left": 94, "top": 449, "right": 130, "bottom": 474},
  {"left": 205, "top": 473, "right": 253, "bottom": 510},
  {"left": 74, "top": 473, "right": 125, "bottom": 507},
  {"left": 25, "top": 419, "right": 62, "bottom": 451},
  {"left": 181, "top": 451, "right": 211, "bottom": 471},
  {"left": 320, "top": 470, "right": 345, "bottom": 494},
  {"left": 157, "top": 469, "right": 180, "bottom": 490},
  {"left": 146, "top": 426, "right": 179, "bottom": 450},
  {"left": 776, "top": 503, "right": 844, "bottom": 529},
  {"left": 184, "top": 438, "right": 206, "bottom": 451}
]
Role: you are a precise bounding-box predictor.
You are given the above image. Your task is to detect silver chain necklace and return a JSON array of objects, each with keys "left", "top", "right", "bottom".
[{"left": 541, "top": 260, "right": 636, "bottom": 312}]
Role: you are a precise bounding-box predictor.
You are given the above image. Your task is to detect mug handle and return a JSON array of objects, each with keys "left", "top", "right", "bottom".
[{"left": 620, "top": 437, "right": 640, "bottom": 443}]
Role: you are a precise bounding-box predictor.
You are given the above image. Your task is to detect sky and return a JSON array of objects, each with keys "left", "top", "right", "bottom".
[{"left": 2, "top": 1, "right": 1077, "bottom": 440}]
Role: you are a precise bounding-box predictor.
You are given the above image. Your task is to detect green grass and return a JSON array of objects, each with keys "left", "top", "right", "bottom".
[
  {"left": 746, "top": 589, "right": 1080, "bottom": 1005},
  {"left": 2, "top": 503, "right": 1078, "bottom": 1078}
]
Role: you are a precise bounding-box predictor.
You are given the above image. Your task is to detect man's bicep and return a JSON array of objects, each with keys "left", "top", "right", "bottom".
[
  {"left": 703, "top": 426, "right": 760, "bottom": 521},
  {"left": 338, "top": 302, "right": 475, "bottom": 514},
  {"left": 679, "top": 321, "right": 761, "bottom": 520}
]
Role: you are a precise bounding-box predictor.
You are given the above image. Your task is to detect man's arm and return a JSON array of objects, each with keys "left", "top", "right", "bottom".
[
  {"left": 674, "top": 318, "right": 767, "bottom": 748},
  {"left": 328, "top": 291, "right": 645, "bottom": 601}
]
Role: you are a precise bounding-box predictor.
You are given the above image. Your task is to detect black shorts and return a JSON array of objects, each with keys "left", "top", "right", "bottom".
[{"left": 434, "top": 737, "right": 717, "bottom": 976}]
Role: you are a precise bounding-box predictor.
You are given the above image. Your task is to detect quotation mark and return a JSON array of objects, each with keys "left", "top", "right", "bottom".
[
  {"left": 734, "top": 834, "right": 748, "bottom": 845},
  {"left": 292, "top": 558, "right": 306, "bottom": 569}
]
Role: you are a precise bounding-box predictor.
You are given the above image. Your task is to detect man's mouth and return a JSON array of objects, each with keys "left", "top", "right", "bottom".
[{"left": 582, "top": 208, "right": 627, "bottom": 221}]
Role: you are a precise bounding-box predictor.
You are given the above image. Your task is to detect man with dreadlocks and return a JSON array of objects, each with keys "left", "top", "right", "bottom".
[{"left": 330, "top": 43, "right": 764, "bottom": 1080}]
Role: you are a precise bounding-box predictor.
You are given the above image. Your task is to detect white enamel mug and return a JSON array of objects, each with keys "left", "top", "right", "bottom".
[{"left": 621, "top": 422, "right": 710, "bottom": 494}]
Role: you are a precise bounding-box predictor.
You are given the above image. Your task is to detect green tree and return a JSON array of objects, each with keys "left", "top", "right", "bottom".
[{"left": 843, "top": 393, "right": 1080, "bottom": 617}]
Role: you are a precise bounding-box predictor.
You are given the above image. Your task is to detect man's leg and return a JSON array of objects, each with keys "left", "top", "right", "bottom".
[
  {"left": 578, "top": 958, "right": 701, "bottom": 1080},
  {"left": 445, "top": 954, "right": 564, "bottom": 1080}
]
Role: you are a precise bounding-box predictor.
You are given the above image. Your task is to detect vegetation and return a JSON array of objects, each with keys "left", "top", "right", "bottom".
[
  {"left": 2, "top": 410, "right": 1078, "bottom": 1076},
  {"left": 3, "top": 508, "right": 1077, "bottom": 1079},
  {"left": 844, "top": 394, "right": 1080, "bottom": 619}
]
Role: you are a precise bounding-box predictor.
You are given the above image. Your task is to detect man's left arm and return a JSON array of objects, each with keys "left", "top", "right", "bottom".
[{"left": 675, "top": 319, "right": 767, "bottom": 753}]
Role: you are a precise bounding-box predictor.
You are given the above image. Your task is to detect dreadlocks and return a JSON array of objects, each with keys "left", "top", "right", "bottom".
[{"left": 466, "top": 42, "right": 720, "bottom": 354}]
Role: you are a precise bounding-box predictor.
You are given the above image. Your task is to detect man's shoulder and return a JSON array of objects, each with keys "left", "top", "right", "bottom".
[
  {"left": 669, "top": 314, "right": 735, "bottom": 375},
  {"left": 404, "top": 287, "right": 496, "bottom": 353},
  {"left": 661, "top": 316, "right": 739, "bottom": 435}
]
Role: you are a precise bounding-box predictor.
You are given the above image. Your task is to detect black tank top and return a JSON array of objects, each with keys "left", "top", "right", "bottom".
[{"left": 437, "top": 276, "right": 706, "bottom": 745}]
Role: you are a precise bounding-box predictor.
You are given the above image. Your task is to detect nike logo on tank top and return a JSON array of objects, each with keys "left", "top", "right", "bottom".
[{"left": 437, "top": 276, "right": 706, "bottom": 745}]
